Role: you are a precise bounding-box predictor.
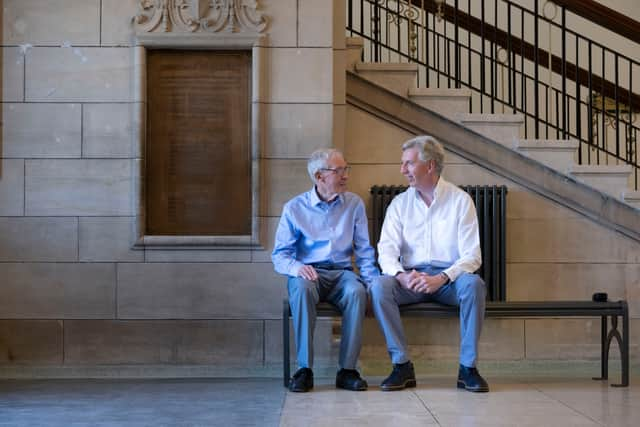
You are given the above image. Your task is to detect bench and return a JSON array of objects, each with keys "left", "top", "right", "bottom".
[{"left": 282, "top": 185, "right": 629, "bottom": 387}]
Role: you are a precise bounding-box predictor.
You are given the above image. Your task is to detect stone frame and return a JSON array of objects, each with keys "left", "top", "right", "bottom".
[{"left": 130, "top": 32, "right": 267, "bottom": 248}]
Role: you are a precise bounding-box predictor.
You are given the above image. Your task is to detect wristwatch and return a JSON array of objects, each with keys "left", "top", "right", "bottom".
[{"left": 440, "top": 272, "right": 451, "bottom": 284}]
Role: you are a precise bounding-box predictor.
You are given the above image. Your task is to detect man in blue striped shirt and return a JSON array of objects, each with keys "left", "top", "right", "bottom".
[{"left": 272, "top": 148, "right": 379, "bottom": 392}]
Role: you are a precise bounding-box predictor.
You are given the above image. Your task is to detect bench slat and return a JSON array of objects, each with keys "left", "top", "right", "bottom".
[{"left": 308, "top": 301, "right": 626, "bottom": 317}]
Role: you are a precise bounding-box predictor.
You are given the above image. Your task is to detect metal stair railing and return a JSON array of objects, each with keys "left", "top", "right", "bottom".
[{"left": 347, "top": 0, "right": 640, "bottom": 190}]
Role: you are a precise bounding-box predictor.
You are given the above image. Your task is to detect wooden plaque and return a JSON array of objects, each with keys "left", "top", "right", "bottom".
[{"left": 146, "top": 50, "right": 252, "bottom": 235}]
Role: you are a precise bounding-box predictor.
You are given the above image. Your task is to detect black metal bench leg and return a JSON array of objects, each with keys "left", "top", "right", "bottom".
[
  {"left": 283, "top": 300, "right": 290, "bottom": 388},
  {"left": 593, "top": 315, "right": 609, "bottom": 381},
  {"left": 612, "top": 302, "right": 629, "bottom": 387}
]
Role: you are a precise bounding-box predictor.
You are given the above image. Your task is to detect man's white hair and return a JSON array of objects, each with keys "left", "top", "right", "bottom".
[{"left": 307, "top": 148, "right": 342, "bottom": 183}]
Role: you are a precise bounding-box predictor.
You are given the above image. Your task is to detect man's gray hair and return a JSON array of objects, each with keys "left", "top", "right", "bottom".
[
  {"left": 402, "top": 135, "right": 445, "bottom": 175},
  {"left": 307, "top": 148, "right": 342, "bottom": 182}
]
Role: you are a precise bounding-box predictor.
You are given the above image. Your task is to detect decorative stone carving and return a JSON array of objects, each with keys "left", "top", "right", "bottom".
[{"left": 134, "top": 0, "right": 267, "bottom": 33}]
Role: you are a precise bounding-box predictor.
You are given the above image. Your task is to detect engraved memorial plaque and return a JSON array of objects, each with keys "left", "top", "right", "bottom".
[{"left": 146, "top": 50, "right": 251, "bottom": 235}]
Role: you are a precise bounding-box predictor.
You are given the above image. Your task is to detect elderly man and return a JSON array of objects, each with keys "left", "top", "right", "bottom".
[
  {"left": 370, "top": 136, "right": 489, "bottom": 392},
  {"left": 272, "top": 148, "right": 379, "bottom": 392}
]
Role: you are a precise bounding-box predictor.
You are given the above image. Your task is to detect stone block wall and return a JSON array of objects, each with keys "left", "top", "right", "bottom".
[
  {"left": 0, "top": 0, "right": 637, "bottom": 378},
  {"left": 0, "top": 0, "right": 346, "bottom": 376}
]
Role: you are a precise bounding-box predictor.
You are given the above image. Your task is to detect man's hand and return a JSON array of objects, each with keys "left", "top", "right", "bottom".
[
  {"left": 408, "top": 272, "right": 448, "bottom": 294},
  {"left": 297, "top": 265, "right": 319, "bottom": 281},
  {"left": 395, "top": 270, "right": 419, "bottom": 289}
]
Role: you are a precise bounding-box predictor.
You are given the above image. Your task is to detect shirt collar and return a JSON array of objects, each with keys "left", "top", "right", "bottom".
[
  {"left": 309, "top": 186, "right": 343, "bottom": 207},
  {"left": 411, "top": 177, "right": 446, "bottom": 204},
  {"left": 433, "top": 177, "right": 446, "bottom": 200}
]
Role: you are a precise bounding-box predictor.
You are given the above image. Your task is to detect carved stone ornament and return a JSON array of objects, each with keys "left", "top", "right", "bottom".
[{"left": 134, "top": 0, "right": 267, "bottom": 33}]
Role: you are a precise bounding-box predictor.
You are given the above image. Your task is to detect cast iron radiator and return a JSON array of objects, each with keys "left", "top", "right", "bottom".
[{"left": 369, "top": 184, "right": 508, "bottom": 302}]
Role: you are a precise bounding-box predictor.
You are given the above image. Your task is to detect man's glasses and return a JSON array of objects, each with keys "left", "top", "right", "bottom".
[{"left": 321, "top": 166, "right": 352, "bottom": 175}]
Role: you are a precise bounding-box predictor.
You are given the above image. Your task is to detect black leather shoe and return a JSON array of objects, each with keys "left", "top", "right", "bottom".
[
  {"left": 457, "top": 365, "right": 489, "bottom": 392},
  {"left": 289, "top": 367, "right": 313, "bottom": 392},
  {"left": 336, "top": 369, "right": 368, "bottom": 391},
  {"left": 380, "top": 361, "right": 416, "bottom": 391}
]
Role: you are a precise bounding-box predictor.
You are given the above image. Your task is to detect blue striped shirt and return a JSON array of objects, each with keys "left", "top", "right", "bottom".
[{"left": 272, "top": 188, "right": 380, "bottom": 284}]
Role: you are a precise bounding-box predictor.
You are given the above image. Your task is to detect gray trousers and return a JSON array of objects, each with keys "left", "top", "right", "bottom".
[
  {"left": 287, "top": 268, "right": 367, "bottom": 370},
  {"left": 369, "top": 267, "right": 486, "bottom": 367}
]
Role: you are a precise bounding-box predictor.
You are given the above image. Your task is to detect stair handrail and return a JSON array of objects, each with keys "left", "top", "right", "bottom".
[{"left": 550, "top": 0, "right": 640, "bottom": 45}]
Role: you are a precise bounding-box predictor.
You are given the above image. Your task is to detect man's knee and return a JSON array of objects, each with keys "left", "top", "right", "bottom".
[
  {"left": 287, "top": 277, "right": 316, "bottom": 298},
  {"left": 342, "top": 279, "right": 367, "bottom": 303},
  {"left": 457, "top": 274, "right": 486, "bottom": 301},
  {"left": 369, "top": 275, "right": 397, "bottom": 301}
]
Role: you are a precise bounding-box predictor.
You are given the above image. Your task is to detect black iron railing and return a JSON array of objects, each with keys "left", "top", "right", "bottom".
[{"left": 347, "top": 0, "right": 640, "bottom": 189}]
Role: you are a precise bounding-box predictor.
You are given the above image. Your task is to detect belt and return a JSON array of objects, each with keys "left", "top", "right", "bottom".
[{"left": 311, "top": 263, "right": 353, "bottom": 271}]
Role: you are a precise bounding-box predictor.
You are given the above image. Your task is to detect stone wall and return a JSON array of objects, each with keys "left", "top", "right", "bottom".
[
  {"left": 0, "top": 0, "right": 637, "bottom": 378},
  {"left": 0, "top": 0, "right": 345, "bottom": 376}
]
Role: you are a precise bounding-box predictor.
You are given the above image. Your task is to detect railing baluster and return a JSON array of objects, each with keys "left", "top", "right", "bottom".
[
  {"left": 396, "top": 0, "right": 400, "bottom": 63},
  {"left": 455, "top": 0, "right": 460, "bottom": 88},
  {"left": 521, "top": 9, "right": 526, "bottom": 137},
  {"left": 601, "top": 50, "right": 605, "bottom": 164},
  {"left": 436, "top": 14, "right": 440, "bottom": 87},
  {"left": 468, "top": 0, "right": 472, "bottom": 110},
  {"left": 553, "top": 90, "right": 560, "bottom": 139},
  {"left": 491, "top": 0, "right": 497, "bottom": 113},
  {"left": 615, "top": 55, "right": 620, "bottom": 161},
  {"left": 575, "top": 35, "right": 581, "bottom": 147},
  {"left": 507, "top": 2, "right": 513, "bottom": 111},
  {"left": 534, "top": 0, "right": 540, "bottom": 139},
  {"left": 445, "top": 14, "right": 451, "bottom": 88},
  {"left": 426, "top": 0, "right": 431, "bottom": 87},
  {"left": 586, "top": 40, "right": 593, "bottom": 166},
  {"left": 629, "top": 61, "right": 634, "bottom": 178},
  {"left": 348, "top": 0, "right": 353, "bottom": 35},
  {"left": 374, "top": 1, "right": 380, "bottom": 62},
  {"left": 360, "top": 0, "right": 364, "bottom": 47},
  {"left": 481, "top": 0, "right": 485, "bottom": 113},
  {"left": 431, "top": 15, "right": 440, "bottom": 88},
  {"left": 562, "top": 6, "right": 567, "bottom": 140},
  {"left": 545, "top": 85, "right": 549, "bottom": 138}
]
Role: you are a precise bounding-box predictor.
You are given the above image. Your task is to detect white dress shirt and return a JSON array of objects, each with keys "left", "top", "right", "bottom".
[{"left": 377, "top": 178, "right": 481, "bottom": 281}]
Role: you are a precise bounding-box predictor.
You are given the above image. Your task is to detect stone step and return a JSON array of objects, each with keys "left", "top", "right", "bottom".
[
  {"left": 515, "top": 139, "right": 579, "bottom": 173},
  {"left": 408, "top": 88, "right": 471, "bottom": 119},
  {"left": 622, "top": 190, "right": 640, "bottom": 209},
  {"left": 455, "top": 113, "right": 524, "bottom": 147},
  {"left": 346, "top": 37, "right": 364, "bottom": 71},
  {"left": 569, "top": 164, "right": 632, "bottom": 197},
  {"left": 354, "top": 62, "right": 418, "bottom": 96}
]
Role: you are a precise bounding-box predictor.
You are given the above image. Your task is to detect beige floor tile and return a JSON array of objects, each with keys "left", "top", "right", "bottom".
[
  {"left": 532, "top": 381, "right": 640, "bottom": 427},
  {"left": 280, "top": 413, "right": 438, "bottom": 427},
  {"left": 279, "top": 377, "right": 640, "bottom": 426}
]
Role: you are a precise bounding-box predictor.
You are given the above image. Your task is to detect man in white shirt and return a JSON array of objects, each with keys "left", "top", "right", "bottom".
[{"left": 370, "top": 135, "right": 489, "bottom": 392}]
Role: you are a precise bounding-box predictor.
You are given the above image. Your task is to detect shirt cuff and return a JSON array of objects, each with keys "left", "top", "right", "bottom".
[
  {"left": 443, "top": 267, "right": 461, "bottom": 282},
  {"left": 381, "top": 261, "right": 404, "bottom": 277},
  {"left": 288, "top": 261, "right": 305, "bottom": 277}
]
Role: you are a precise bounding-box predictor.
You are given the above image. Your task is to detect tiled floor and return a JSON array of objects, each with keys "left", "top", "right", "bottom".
[{"left": 1, "top": 376, "right": 638, "bottom": 426}]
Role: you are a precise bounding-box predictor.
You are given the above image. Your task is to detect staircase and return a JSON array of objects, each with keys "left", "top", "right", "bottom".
[
  {"left": 343, "top": 39, "right": 640, "bottom": 244},
  {"left": 346, "top": 36, "right": 640, "bottom": 210},
  {"left": 347, "top": 0, "right": 640, "bottom": 210}
]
